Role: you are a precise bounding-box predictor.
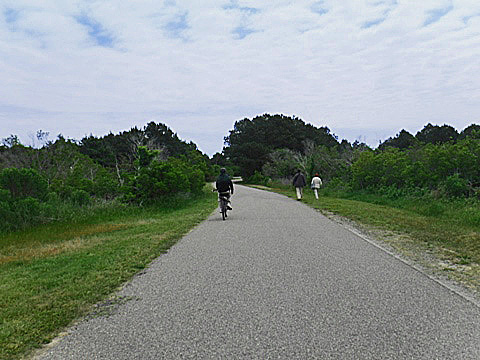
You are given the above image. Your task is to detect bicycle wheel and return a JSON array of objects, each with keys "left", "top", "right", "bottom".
[{"left": 220, "top": 198, "right": 227, "bottom": 220}]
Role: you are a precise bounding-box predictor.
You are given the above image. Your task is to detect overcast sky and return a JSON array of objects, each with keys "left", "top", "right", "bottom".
[{"left": 1, "top": 0, "right": 479, "bottom": 155}]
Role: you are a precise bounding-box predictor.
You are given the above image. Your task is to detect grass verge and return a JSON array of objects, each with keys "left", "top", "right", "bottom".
[
  {"left": 0, "top": 189, "right": 217, "bottom": 360},
  {"left": 250, "top": 183, "right": 480, "bottom": 298}
]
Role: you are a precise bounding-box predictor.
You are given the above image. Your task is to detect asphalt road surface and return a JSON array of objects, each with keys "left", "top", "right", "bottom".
[{"left": 37, "top": 185, "right": 480, "bottom": 359}]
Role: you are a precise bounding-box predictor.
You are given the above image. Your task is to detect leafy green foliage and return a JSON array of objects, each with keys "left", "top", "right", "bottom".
[
  {"left": 0, "top": 168, "right": 48, "bottom": 200},
  {"left": 246, "top": 171, "right": 270, "bottom": 186},
  {"left": 233, "top": 119, "right": 480, "bottom": 200},
  {"left": 71, "top": 189, "right": 91, "bottom": 206},
  {"left": 0, "top": 122, "right": 211, "bottom": 233},
  {"left": 122, "top": 147, "right": 206, "bottom": 204},
  {"left": 224, "top": 114, "right": 339, "bottom": 178},
  {"left": 351, "top": 137, "right": 480, "bottom": 196},
  {"left": 442, "top": 174, "right": 469, "bottom": 197},
  {"left": 79, "top": 121, "right": 201, "bottom": 175},
  {"left": 11, "top": 197, "right": 42, "bottom": 224},
  {"left": 134, "top": 161, "right": 189, "bottom": 202},
  {"left": 415, "top": 123, "right": 459, "bottom": 144},
  {"left": 262, "top": 149, "right": 299, "bottom": 179},
  {"left": 379, "top": 129, "right": 418, "bottom": 150},
  {"left": 263, "top": 142, "right": 356, "bottom": 184}
]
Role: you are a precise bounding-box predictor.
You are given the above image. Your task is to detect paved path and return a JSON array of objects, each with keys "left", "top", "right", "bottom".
[{"left": 38, "top": 185, "right": 480, "bottom": 359}]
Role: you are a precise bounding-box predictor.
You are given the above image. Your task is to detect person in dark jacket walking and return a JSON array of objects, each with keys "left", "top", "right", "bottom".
[
  {"left": 292, "top": 169, "right": 306, "bottom": 200},
  {"left": 216, "top": 168, "right": 234, "bottom": 210}
]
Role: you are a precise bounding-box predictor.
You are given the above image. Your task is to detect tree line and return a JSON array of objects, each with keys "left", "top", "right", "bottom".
[
  {"left": 220, "top": 114, "right": 480, "bottom": 198},
  {"left": 0, "top": 122, "right": 218, "bottom": 232},
  {"left": 2, "top": 115, "right": 479, "bottom": 231}
]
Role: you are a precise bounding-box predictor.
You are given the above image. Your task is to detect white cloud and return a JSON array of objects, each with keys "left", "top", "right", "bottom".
[{"left": 1, "top": 0, "right": 480, "bottom": 154}]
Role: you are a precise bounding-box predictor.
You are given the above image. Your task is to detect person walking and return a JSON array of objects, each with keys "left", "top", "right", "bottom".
[
  {"left": 311, "top": 172, "right": 323, "bottom": 200},
  {"left": 292, "top": 169, "right": 306, "bottom": 200}
]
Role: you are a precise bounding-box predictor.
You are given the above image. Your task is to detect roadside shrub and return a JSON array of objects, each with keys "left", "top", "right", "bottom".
[
  {"left": 168, "top": 157, "right": 206, "bottom": 194},
  {"left": 52, "top": 181, "right": 75, "bottom": 200},
  {"left": 71, "top": 189, "right": 91, "bottom": 206},
  {"left": 0, "top": 188, "right": 11, "bottom": 202},
  {"left": 0, "top": 168, "right": 48, "bottom": 200},
  {"left": 0, "top": 201, "right": 14, "bottom": 231},
  {"left": 91, "top": 169, "right": 118, "bottom": 199},
  {"left": 262, "top": 149, "right": 299, "bottom": 180},
  {"left": 247, "top": 171, "right": 270, "bottom": 186},
  {"left": 442, "top": 174, "right": 469, "bottom": 197},
  {"left": 323, "top": 178, "right": 352, "bottom": 192},
  {"left": 187, "top": 167, "right": 206, "bottom": 194},
  {"left": 416, "top": 201, "right": 446, "bottom": 217},
  {"left": 123, "top": 156, "right": 207, "bottom": 204},
  {"left": 46, "top": 192, "right": 60, "bottom": 204},
  {"left": 12, "top": 197, "right": 42, "bottom": 225},
  {"left": 127, "top": 160, "right": 187, "bottom": 203},
  {"left": 270, "top": 177, "right": 292, "bottom": 187}
]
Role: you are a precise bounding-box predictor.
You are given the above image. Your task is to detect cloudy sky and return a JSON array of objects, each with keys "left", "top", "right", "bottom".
[{"left": 1, "top": 0, "right": 479, "bottom": 155}]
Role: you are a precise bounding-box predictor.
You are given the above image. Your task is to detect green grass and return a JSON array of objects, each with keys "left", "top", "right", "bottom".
[
  {"left": 252, "top": 183, "right": 480, "bottom": 294},
  {"left": 0, "top": 189, "right": 217, "bottom": 360}
]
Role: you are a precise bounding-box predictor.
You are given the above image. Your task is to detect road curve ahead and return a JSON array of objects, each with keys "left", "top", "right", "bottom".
[{"left": 37, "top": 185, "right": 480, "bottom": 359}]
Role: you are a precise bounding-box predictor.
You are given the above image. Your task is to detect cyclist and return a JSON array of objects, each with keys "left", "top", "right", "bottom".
[{"left": 216, "top": 168, "right": 234, "bottom": 210}]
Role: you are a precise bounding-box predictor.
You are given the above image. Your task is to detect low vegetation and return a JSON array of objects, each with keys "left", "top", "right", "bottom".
[{"left": 0, "top": 122, "right": 223, "bottom": 233}]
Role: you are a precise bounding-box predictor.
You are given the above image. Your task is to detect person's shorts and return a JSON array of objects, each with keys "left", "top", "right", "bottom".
[{"left": 218, "top": 191, "right": 230, "bottom": 200}]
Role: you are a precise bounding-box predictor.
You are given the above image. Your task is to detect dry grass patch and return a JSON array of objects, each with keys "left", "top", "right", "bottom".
[
  {"left": 130, "top": 218, "right": 160, "bottom": 226},
  {"left": 0, "top": 224, "right": 128, "bottom": 264}
]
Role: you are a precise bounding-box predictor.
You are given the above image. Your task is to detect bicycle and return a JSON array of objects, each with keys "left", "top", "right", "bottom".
[{"left": 214, "top": 189, "right": 231, "bottom": 220}]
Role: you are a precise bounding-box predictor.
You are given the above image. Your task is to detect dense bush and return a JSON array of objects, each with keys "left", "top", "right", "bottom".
[
  {"left": 122, "top": 154, "right": 206, "bottom": 204},
  {"left": 351, "top": 149, "right": 416, "bottom": 189},
  {"left": 351, "top": 138, "right": 480, "bottom": 197},
  {"left": 246, "top": 171, "right": 270, "bottom": 186},
  {"left": 262, "top": 149, "right": 299, "bottom": 179},
  {"left": 0, "top": 122, "right": 213, "bottom": 233},
  {"left": 0, "top": 168, "right": 48, "bottom": 200},
  {"left": 442, "top": 174, "right": 469, "bottom": 197},
  {"left": 262, "top": 144, "right": 355, "bottom": 185},
  {"left": 71, "top": 189, "right": 91, "bottom": 206},
  {"left": 12, "top": 197, "right": 42, "bottom": 224}
]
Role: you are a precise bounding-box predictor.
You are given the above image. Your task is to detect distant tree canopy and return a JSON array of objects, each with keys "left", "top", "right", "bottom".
[
  {"left": 79, "top": 121, "right": 200, "bottom": 173},
  {"left": 223, "top": 114, "right": 339, "bottom": 178},
  {"left": 415, "top": 123, "right": 459, "bottom": 145},
  {"left": 379, "top": 123, "right": 467, "bottom": 150},
  {"left": 378, "top": 130, "right": 418, "bottom": 150},
  {"left": 459, "top": 124, "right": 480, "bottom": 140}
]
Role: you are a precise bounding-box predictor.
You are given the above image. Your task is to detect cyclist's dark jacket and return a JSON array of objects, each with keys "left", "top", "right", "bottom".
[{"left": 216, "top": 174, "right": 234, "bottom": 193}]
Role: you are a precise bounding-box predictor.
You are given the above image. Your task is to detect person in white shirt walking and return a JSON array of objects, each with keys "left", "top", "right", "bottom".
[{"left": 311, "top": 173, "right": 323, "bottom": 199}]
